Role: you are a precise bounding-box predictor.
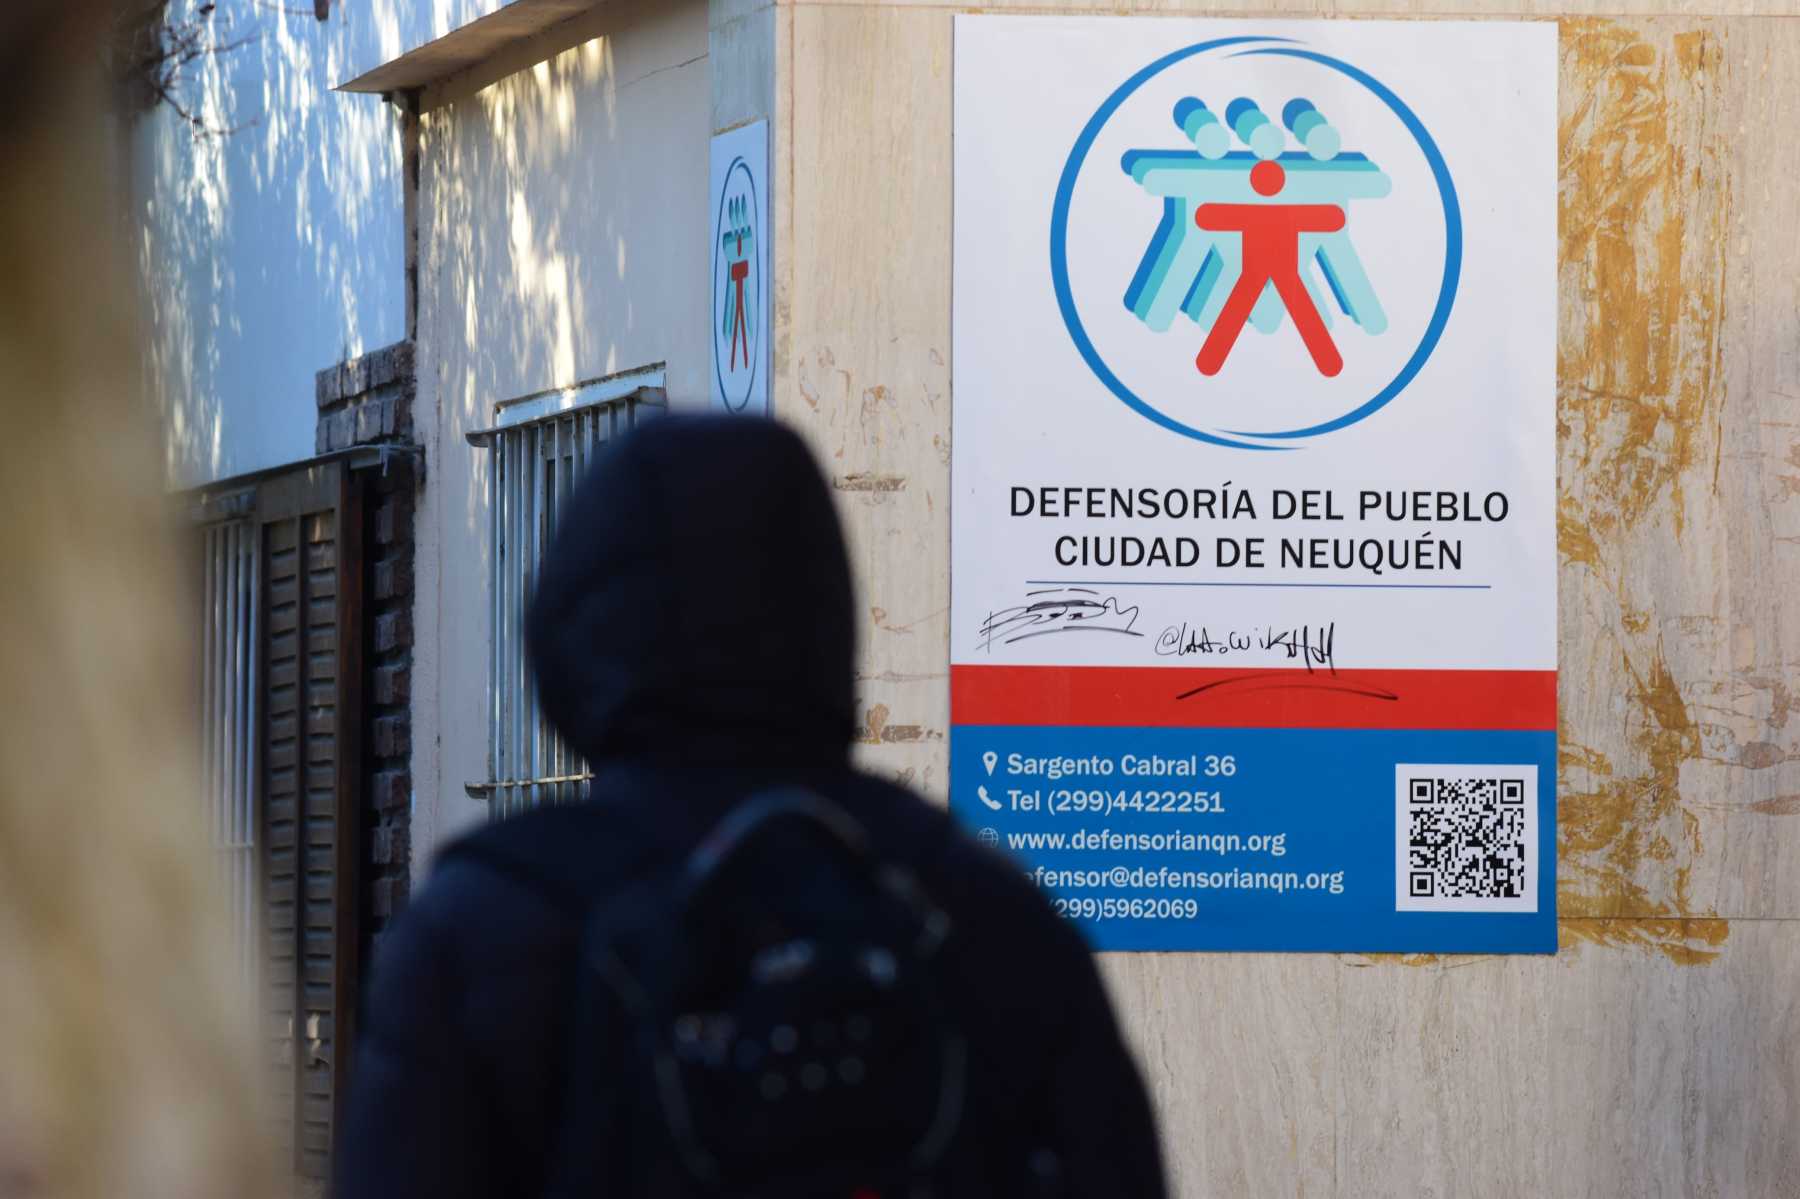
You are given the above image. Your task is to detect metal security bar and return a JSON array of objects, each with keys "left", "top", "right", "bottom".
[
  {"left": 468, "top": 382, "right": 663, "bottom": 816},
  {"left": 200, "top": 518, "right": 259, "bottom": 991}
]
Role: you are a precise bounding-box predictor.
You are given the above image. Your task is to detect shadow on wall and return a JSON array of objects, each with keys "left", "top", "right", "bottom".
[
  {"left": 138, "top": 0, "right": 410, "bottom": 488},
  {"left": 420, "top": 1, "right": 709, "bottom": 545},
  {"left": 401, "top": 0, "right": 709, "bottom": 846}
]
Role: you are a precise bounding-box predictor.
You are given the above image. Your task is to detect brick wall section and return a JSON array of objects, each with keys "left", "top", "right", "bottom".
[
  {"left": 362, "top": 462, "right": 414, "bottom": 963},
  {"left": 316, "top": 340, "right": 414, "bottom": 455},
  {"left": 315, "top": 340, "right": 416, "bottom": 973}
]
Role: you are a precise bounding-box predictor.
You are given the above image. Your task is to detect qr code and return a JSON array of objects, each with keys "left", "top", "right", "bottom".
[{"left": 1395, "top": 765, "right": 1538, "bottom": 913}]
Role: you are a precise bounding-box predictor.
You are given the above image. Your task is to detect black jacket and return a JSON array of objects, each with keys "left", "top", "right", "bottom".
[{"left": 335, "top": 416, "right": 1166, "bottom": 1197}]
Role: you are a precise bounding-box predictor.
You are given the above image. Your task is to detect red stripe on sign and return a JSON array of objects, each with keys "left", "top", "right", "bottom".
[{"left": 952, "top": 665, "right": 1557, "bottom": 731}]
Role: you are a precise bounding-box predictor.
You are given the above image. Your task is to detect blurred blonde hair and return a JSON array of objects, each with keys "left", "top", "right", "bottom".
[{"left": 0, "top": 4, "right": 275, "bottom": 1197}]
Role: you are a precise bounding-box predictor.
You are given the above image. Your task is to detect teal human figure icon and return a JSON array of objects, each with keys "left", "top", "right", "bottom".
[
  {"left": 721, "top": 195, "right": 755, "bottom": 370},
  {"left": 1120, "top": 96, "right": 1391, "bottom": 376}
]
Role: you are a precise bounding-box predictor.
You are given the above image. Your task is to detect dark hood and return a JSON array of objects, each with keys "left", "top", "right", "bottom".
[{"left": 525, "top": 414, "right": 856, "bottom": 769}]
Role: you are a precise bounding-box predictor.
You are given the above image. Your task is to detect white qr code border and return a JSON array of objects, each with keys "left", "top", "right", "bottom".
[{"left": 1394, "top": 764, "right": 1539, "bottom": 914}]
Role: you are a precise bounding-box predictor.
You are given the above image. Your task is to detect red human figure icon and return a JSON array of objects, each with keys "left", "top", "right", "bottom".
[
  {"left": 1193, "top": 160, "right": 1345, "bottom": 377},
  {"left": 729, "top": 234, "right": 751, "bottom": 370}
]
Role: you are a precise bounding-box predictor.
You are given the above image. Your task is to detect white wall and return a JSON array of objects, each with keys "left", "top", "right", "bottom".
[
  {"left": 337, "top": 0, "right": 524, "bottom": 84},
  {"left": 410, "top": 0, "right": 715, "bottom": 860},
  {"left": 140, "top": 0, "right": 411, "bottom": 487}
]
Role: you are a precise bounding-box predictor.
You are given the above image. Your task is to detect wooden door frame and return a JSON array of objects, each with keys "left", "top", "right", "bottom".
[{"left": 254, "top": 458, "right": 365, "bottom": 1179}]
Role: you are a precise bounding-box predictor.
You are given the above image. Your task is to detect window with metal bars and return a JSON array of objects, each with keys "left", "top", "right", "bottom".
[
  {"left": 199, "top": 515, "right": 260, "bottom": 990},
  {"left": 466, "top": 366, "right": 665, "bottom": 815},
  {"left": 192, "top": 455, "right": 369, "bottom": 1180}
]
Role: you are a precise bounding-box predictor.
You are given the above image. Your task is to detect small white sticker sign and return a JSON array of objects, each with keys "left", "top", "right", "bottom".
[{"left": 710, "top": 120, "right": 770, "bottom": 415}]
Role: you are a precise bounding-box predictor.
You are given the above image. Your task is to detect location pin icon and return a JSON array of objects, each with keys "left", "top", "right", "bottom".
[{"left": 982, "top": 751, "right": 998, "bottom": 775}]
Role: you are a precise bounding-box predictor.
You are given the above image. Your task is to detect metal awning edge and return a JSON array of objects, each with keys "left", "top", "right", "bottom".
[{"left": 465, "top": 364, "right": 667, "bottom": 447}]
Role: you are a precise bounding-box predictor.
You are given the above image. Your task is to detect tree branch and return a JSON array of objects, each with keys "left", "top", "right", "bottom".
[{"left": 111, "top": 0, "right": 278, "bottom": 139}]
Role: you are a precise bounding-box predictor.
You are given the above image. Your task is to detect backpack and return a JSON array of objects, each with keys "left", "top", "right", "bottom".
[{"left": 497, "top": 788, "right": 1061, "bottom": 1199}]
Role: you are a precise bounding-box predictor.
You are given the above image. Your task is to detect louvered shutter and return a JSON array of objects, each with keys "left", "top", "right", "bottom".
[{"left": 256, "top": 461, "right": 364, "bottom": 1182}]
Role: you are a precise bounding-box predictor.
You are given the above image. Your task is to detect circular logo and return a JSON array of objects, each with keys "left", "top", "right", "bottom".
[
  {"left": 712, "top": 156, "right": 762, "bottom": 412},
  {"left": 1049, "top": 37, "right": 1461, "bottom": 449}
]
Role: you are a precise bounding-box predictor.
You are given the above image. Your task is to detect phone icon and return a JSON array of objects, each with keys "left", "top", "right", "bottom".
[{"left": 978, "top": 785, "right": 1003, "bottom": 811}]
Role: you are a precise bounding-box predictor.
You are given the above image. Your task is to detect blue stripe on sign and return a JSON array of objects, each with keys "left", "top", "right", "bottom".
[{"left": 950, "top": 725, "right": 1557, "bottom": 953}]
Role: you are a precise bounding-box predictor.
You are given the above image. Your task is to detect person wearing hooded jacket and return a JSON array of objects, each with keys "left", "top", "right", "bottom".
[{"left": 334, "top": 415, "right": 1168, "bottom": 1198}]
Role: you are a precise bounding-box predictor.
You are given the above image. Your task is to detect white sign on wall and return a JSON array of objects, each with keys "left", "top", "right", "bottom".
[
  {"left": 710, "top": 120, "right": 770, "bottom": 415},
  {"left": 950, "top": 17, "right": 1558, "bottom": 953}
]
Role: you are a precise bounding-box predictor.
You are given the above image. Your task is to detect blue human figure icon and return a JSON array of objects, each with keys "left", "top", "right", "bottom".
[{"left": 1121, "top": 97, "right": 1391, "bottom": 376}]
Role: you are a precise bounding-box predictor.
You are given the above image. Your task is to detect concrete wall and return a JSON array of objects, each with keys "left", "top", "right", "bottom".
[
  {"left": 140, "top": 0, "right": 410, "bottom": 486},
  {"left": 391, "top": 0, "right": 1799, "bottom": 1190},
  {"left": 409, "top": 0, "right": 718, "bottom": 861},
  {"left": 775, "top": 3, "right": 1800, "bottom": 1196}
]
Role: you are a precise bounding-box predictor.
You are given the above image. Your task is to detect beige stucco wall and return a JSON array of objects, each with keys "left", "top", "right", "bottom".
[
  {"left": 775, "top": 3, "right": 1800, "bottom": 1195},
  {"left": 402, "top": 0, "right": 1800, "bottom": 1192}
]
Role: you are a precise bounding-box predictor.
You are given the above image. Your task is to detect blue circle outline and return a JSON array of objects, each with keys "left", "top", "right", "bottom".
[
  {"left": 712, "top": 156, "right": 761, "bottom": 412},
  {"left": 1048, "top": 39, "right": 1462, "bottom": 448}
]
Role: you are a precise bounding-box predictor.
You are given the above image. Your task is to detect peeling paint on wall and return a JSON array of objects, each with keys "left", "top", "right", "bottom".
[
  {"left": 855, "top": 700, "right": 945, "bottom": 746},
  {"left": 1558, "top": 20, "right": 1729, "bottom": 545},
  {"left": 1555, "top": 20, "right": 1735, "bottom": 964},
  {"left": 835, "top": 471, "right": 908, "bottom": 492}
]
